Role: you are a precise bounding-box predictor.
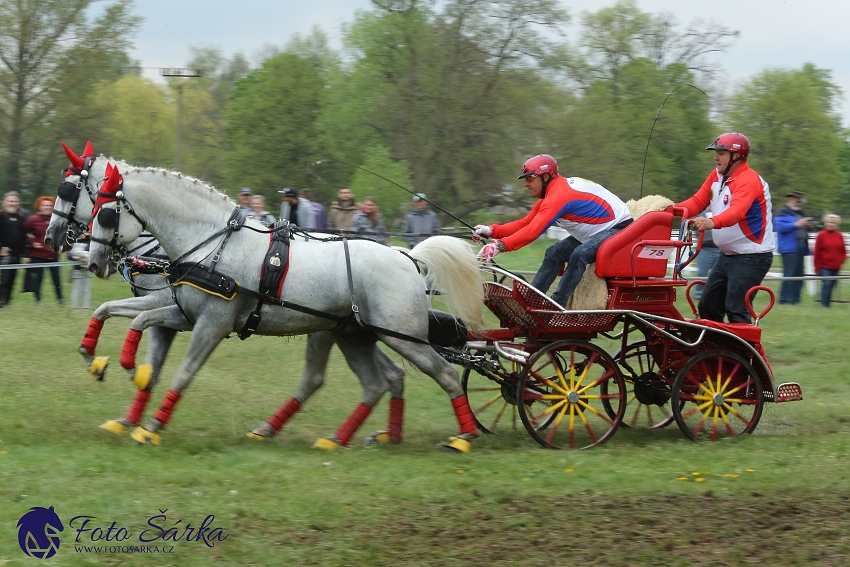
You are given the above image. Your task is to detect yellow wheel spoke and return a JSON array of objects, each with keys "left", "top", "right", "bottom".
[
  {"left": 627, "top": 393, "right": 637, "bottom": 404},
  {"left": 574, "top": 352, "right": 598, "bottom": 391},
  {"left": 541, "top": 394, "right": 568, "bottom": 401},
  {"left": 540, "top": 377, "right": 568, "bottom": 396},
  {"left": 577, "top": 369, "right": 615, "bottom": 394},
  {"left": 550, "top": 352, "right": 570, "bottom": 391},
  {"left": 488, "top": 401, "right": 508, "bottom": 432},
  {"left": 723, "top": 379, "right": 755, "bottom": 398},
  {"left": 577, "top": 400, "right": 613, "bottom": 424},
  {"left": 474, "top": 394, "right": 504, "bottom": 415},
  {"left": 540, "top": 399, "right": 567, "bottom": 417}
]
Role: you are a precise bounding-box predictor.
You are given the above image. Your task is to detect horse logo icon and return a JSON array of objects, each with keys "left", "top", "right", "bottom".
[{"left": 17, "top": 506, "right": 64, "bottom": 559}]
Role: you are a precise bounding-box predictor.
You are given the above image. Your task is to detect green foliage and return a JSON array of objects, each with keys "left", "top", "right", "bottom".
[
  {"left": 224, "top": 52, "right": 324, "bottom": 202},
  {"left": 349, "top": 145, "right": 413, "bottom": 226},
  {"left": 729, "top": 65, "right": 845, "bottom": 215}
]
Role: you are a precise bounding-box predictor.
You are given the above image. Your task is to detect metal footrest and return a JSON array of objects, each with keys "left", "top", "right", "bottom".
[{"left": 777, "top": 382, "right": 803, "bottom": 402}]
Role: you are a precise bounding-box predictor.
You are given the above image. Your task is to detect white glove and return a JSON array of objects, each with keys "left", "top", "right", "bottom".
[
  {"left": 478, "top": 241, "right": 501, "bottom": 264},
  {"left": 471, "top": 224, "right": 492, "bottom": 243}
]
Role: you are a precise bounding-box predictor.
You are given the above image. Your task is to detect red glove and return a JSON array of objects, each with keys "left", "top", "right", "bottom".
[{"left": 478, "top": 241, "right": 501, "bottom": 264}]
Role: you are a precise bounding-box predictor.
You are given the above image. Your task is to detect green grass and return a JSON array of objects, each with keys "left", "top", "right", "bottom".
[{"left": 1, "top": 260, "right": 849, "bottom": 566}]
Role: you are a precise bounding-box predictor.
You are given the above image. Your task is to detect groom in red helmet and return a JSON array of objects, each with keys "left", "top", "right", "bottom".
[{"left": 474, "top": 155, "right": 632, "bottom": 307}]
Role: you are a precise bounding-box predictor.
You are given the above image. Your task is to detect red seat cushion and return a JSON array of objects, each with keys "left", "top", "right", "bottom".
[
  {"left": 595, "top": 211, "right": 674, "bottom": 279},
  {"left": 690, "top": 319, "right": 762, "bottom": 344}
]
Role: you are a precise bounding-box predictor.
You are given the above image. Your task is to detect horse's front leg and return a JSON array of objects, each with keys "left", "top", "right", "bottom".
[
  {"left": 313, "top": 333, "right": 393, "bottom": 450},
  {"left": 131, "top": 313, "right": 227, "bottom": 446},
  {"left": 248, "top": 331, "right": 336, "bottom": 440},
  {"left": 81, "top": 294, "right": 174, "bottom": 381},
  {"left": 99, "top": 326, "right": 179, "bottom": 436},
  {"left": 363, "top": 347, "right": 406, "bottom": 446},
  {"left": 116, "top": 304, "right": 191, "bottom": 390}
]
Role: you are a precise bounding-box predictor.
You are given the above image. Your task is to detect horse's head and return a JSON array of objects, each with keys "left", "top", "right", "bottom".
[
  {"left": 46, "top": 141, "right": 100, "bottom": 253},
  {"left": 88, "top": 163, "right": 145, "bottom": 278}
]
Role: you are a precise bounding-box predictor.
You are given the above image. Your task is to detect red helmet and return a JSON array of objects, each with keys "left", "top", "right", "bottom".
[
  {"left": 706, "top": 133, "right": 749, "bottom": 159},
  {"left": 517, "top": 154, "right": 558, "bottom": 179}
]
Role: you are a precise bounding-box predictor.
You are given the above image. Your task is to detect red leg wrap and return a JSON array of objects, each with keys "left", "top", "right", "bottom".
[
  {"left": 125, "top": 390, "right": 151, "bottom": 426},
  {"left": 152, "top": 389, "right": 182, "bottom": 428},
  {"left": 80, "top": 318, "right": 104, "bottom": 355},
  {"left": 335, "top": 403, "right": 372, "bottom": 446},
  {"left": 120, "top": 329, "right": 143, "bottom": 370},
  {"left": 388, "top": 398, "right": 404, "bottom": 443},
  {"left": 451, "top": 394, "right": 478, "bottom": 435},
  {"left": 267, "top": 397, "right": 302, "bottom": 434}
]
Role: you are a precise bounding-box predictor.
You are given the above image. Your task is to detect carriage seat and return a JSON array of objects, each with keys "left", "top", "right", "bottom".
[
  {"left": 594, "top": 210, "right": 674, "bottom": 279},
  {"left": 689, "top": 318, "right": 763, "bottom": 344}
]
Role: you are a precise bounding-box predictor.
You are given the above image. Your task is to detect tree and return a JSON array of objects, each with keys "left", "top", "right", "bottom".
[
  {"left": 0, "top": 0, "right": 139, "bottom": 199},
  {"left": 728, "top": 65, "right": 845, "bottom": 215},
  {"left": 349, "top": 144, "right": 413, "bottom": 227},
  {"left": 224, "top": 52, "right": 324, "bottom": 202}
]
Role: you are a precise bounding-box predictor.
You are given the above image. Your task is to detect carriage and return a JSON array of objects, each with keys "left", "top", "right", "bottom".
[{"left": 446, "top": 207, "right": 804, "bottom": 450}]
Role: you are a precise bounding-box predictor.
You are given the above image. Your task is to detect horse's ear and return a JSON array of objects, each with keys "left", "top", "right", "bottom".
[
  {"left": 62, "top": 142, "right": 84, "bottom": 169},
  {"left": 83, "top": 141, "right": 94, "bottom": 158},
  {"left": 100, "top": 163, "right": 120, "bottom": 197}
]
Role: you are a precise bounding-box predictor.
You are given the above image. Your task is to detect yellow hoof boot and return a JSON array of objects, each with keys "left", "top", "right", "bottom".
[
  {"left": 246, "top": 432, "right": 267, "bottom": 441},
  {"left": 443, "top": 436, "right": 472, "bottom": 453},
  {"left": 132, "top": 364, "right": 153, "bottom": 390},
  {"left": 99, "top": 420, "right": 126, "bottom": 435},
  {"left": 375, "top": 432, "right": 391, "bottom": 444},
  {"left": 312, "top": 437, "right": 341, "bottom": 450},
  {"left": 130, "top": 427, "right": 161, "bottom": 446},
  {"left": 89, "top": 357, "right": 109, "bottom": 381}
]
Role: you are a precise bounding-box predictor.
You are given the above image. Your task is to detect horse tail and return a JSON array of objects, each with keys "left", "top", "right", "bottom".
[{"left": 409, "top": 236, "right": 484, "bottom": 330}]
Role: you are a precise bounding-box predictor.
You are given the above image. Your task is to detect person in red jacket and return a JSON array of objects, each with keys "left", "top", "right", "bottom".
[
  {"left": 24, "top": 196, "right": 63, "bottom": 304},
  {"left": 676, "top": 133, "right": 775, "bottom": 324},
  {"left": 814, "top": 214, "right": 847, "bottom": 307},
  {"left": 473, "top": 154, "right": 632, "bottom": 306}
]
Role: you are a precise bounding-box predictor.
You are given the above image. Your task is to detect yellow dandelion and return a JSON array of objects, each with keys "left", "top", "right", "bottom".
[
  {"left": 0, "top": 451, "right": 7, "bottom": 455},
  {"left": 677, "top": 477, "right": 689, "bottom": 481},
  {"left": 724, "top": 474, "right": 740, "bottom": 478},
  {"left": 456, "top": 469, "right": 464, "bottom": 473},
  {"left": 695, "top": 478, "right": 705, "bottom": 483},
  {"left": 746, "top": 469, "right": 756, "bottom": 473},
  {"left": 522, "top": 478, "right": 530, "bottom": 482},
  {"left": 691, "top": 472, "right": 701, "bottom": 476},
  {"left": 565, "top": 467, "right": 574, "bottom": 473}
]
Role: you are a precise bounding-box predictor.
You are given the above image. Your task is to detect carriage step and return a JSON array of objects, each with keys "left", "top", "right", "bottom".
[{"left": 777, "top": 382, "right": 803, "bottom": 402}]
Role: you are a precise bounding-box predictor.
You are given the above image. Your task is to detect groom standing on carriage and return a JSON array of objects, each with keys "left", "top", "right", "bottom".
[{"left": 473, "top": 155, "right": 633, "bottom": 307}]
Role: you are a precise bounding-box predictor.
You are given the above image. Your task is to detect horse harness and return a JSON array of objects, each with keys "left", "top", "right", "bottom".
[
  {"left": 120, "top": 214, "right": 434, "bottom": 346},
  {"left": 53, "top": 157, "right": 98, "bottom": 247}
]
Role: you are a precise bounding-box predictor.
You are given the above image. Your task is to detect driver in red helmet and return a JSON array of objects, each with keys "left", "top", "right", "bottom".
[
  {"left": 675, "top": 133, "right": 776, "bottom": 324},
  {"left": 474, "top": 155, "right": 632, "bottom": 307}
]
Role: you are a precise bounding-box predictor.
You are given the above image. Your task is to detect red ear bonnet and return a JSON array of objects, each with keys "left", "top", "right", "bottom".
[
  {"left": 62, "top": 142, "right": 84, "bottom": 170},
  {"left": 83, "top": 141, "right": 94, "bottom": 158},
  {"left": 97, "top": 163, "right": 122, "bottom": 206}
]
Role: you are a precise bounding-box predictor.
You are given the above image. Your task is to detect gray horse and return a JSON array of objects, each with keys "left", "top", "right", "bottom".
[{"left": 45, "top": 145, "right": 408, "bottom": 447}]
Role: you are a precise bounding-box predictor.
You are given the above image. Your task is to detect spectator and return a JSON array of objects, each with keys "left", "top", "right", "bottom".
[
  {"left": 351, "top": 196, "right": 388, "bottom": 244},
  {"left": 248, "top": 195, "right": 276, "bottom": 227},
  {"left": 675, "top": 133, "right": 775, "bottom": 324},
  {"left": 402, "top": 193, "right": 441, "bottom": 248},
  {"left": 814, "top": 213, "right": 847, "bottom": 308},
  {"left": 278, "top": 187, "right": 316, "bottom": 228},
  {"left": 692, "top": 208, "right": 720, "bottom": 300},
  {"left": 300, "top": 188, "right": 327, "bottom": 229},
  {"left": 24, "top": 196, "right": 63, "bottom": 304},
  {"left": 0, "top": 191, "right": 29, "bottom": 307},
  {"left": 68, "top": 231, "right": 92, "bottom": 309},
  {"left": 328, "top": 187, "right": 359, "bottom": 232},
  {"left": 237, "top": 187, "right": 253, "bottom": 218},
  {"left": 774, "top": 190, "right": 814, "bottom": 305}
]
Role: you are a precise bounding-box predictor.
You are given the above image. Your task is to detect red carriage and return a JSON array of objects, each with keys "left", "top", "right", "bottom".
[{"left": 454, "top": 207, "right": 803, "bottom": 449}]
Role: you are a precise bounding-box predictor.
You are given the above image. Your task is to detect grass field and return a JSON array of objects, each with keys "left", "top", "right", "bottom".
[{"left": 1, "top": 242, "right": 849, "bottom": 566}]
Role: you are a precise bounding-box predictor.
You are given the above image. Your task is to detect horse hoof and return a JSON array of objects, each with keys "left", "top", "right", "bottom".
[
  {"left": 442, "top": 436, "right": 472, "bottom": 453},
  {"left": 312, "top": 437, "right": 342, "bottom": 450},
  {"left": 131, "top": 364, "right": 152, "bottom": 390},
  {"left": 246, "top": 432, "right": 268, "bottom": 441},
  {"left": 130, "top": 427, "right": 161, "bottom": 446},
  {"left": 363, "top": 430, "right": 393, "bottom": 446},
  {"left": 88, "top": 357, "right": 109, "bottom": 381},
  {"left": 99, "top": 420, "right": 126, "bottom": 435}
]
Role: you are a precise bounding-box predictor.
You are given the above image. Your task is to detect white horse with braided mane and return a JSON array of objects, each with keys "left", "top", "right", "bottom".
[{"left": 84, "top": 161, "right": 485, "bottom": 451}]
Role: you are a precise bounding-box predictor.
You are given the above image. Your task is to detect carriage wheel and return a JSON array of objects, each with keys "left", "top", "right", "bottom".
[
  {"left": 605, "top": 341, "right": 677, "bottom": 429},
  {"left": 517, "top": 340, "right": 626, "bottom": 449},
  {"left": 461, "top": 356, "right": 555, "bottom": 435},
  {"left": 671, "top": 350, "right": 763, "bottom": 441}
]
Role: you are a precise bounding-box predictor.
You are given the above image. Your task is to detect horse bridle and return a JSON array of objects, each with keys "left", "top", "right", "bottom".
[
  {"left": 53, "top": 157, "right": 98, "bottom": 248},
  {"left": 90, "top": 171, "right": 147, "bottom": 262}
]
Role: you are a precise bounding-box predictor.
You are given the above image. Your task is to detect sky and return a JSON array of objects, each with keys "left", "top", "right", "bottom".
[{"left": 128, "top": 0, "right": 850, "bottom": 125}]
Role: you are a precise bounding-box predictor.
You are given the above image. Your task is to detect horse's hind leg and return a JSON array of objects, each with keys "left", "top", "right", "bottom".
[
  {"left": 248, "top": 331, "right": 336, "bottom": 440},
  {"left": 313, "top": 332, "right": 394, "bottom": 450},
  {"left": 363, "top": 347, "right": 406, "bottom": 446},
  {"left": 380, "top": 338, "right": 479, "bottom": 453},
  {"left": 99, "top": 326, "right": 178, "bottom": 435}
]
